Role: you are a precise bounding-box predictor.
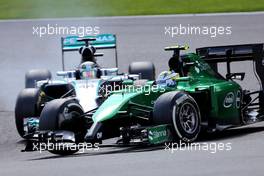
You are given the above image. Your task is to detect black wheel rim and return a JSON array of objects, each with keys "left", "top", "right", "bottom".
[{"left": 178, "top": 102, "right": 198, "bottom": 134}]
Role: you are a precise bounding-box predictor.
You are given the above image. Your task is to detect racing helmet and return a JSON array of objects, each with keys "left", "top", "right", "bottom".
[
  {"left": 156, "top": 70, "right": 179, "bottom": 87},
  {"left": 79, "top": 61, "right": 98, "bottom": 79}
]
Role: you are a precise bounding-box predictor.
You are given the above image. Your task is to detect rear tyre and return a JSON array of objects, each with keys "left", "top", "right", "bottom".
[
  {"left": 39, "top": 99, "right": 85, "bottom": 155},
  {"left": 153, "top": 91, "right": 201, "bottom": 142},
  {"left": 129, "top": 61, "right": 155, "bottom": 80},
  {"left": 25, "top": 69, "right": 52, "bottom": 88},
  {"left": 15, "top": 88, "right": 41, "bottom": 138}
]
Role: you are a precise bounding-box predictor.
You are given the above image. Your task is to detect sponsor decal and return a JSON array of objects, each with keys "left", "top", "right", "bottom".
[
  {"left": 175, "top": 94, "right": 188, "bottom": 105},
  {"left": 148, "top": 125, "right": 172, "bottom": 144},
  {"left": 223, "top": 92, "right": 235, "bottom": 108},
  {"left": 149, "top": 129, "right": 167, "bottom": 140},
  {"left": 96, "top": 35, "right": 115, "bottom": 42}
]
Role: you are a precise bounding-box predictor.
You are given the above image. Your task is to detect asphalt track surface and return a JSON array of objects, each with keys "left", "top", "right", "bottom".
[{"left": 1, "top": 12, "right": 264, "bottom": 176}]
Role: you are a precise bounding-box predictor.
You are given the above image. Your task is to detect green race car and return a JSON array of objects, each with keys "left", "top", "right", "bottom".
[{"left": 24, "top": 43, "right": 264, "bottom": 155}]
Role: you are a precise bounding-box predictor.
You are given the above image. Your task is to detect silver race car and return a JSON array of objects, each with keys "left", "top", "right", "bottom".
[{"left": 15, "top": 34, "right": 155, "bottom": 138}]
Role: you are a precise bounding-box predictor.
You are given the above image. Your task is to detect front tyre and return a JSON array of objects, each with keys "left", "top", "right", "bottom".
[
  {"left": 15, "top": 88, "right": 41, "bottom": 138},
  {"left": 172, "top": 97, "right": 200, "bottom": 142},
  {"left": 153, "top": 91, "right": 201, "bottom": 142},
  {"left": 39, "top": 99, "right": 85, "bottom": 155}
]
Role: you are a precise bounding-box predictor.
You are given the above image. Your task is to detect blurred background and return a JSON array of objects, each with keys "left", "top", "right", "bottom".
[{"left": 0, "top": 0, "right": 264, "bottom": 19}]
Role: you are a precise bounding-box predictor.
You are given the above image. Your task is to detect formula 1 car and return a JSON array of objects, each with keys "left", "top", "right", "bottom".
[
  {"left": 23, "top": 43, "right": 264, "bottom": 155},
  {"left": 15, "top": 34, "right": 155, "bottom": 138}
]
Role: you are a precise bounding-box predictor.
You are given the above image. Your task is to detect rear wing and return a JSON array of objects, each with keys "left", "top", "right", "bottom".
[
  {"left": 196, "top": 44, "right": 263, "bottom": 75},
  {"left": 196, "top": 44, "right": 263, "bottom": 64},
  {"left": 61, "top": 34, "right": 118, "bottom": 70},
  {"left": 196, "top": 44, "right": 264, "bottom": 112}
]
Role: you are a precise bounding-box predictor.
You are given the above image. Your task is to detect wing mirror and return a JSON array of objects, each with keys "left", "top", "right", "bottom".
[
  {"left": 57, "top": 71, "right": 76, "bottom": 78},
  {"left": 57, "top": 71, "right": 68, "bottom": 77}
]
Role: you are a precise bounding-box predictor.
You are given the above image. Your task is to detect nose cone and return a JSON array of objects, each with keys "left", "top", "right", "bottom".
[{"left": 92, "top": 92, "right": 138, "bottom": 122}]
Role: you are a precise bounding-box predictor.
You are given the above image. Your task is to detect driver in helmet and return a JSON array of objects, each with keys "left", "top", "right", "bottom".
[
  {"left": 156, "top": 70, "right": 179, "bottom": 87},
  {"left": 156, "top": 55, "right": 180, "bottom": 87},
  {"left": 76, "top": 46, "right": 101, "bottom": 79},
  {"left": 78, "top": 61, "right": 100, "bottom": 79}
]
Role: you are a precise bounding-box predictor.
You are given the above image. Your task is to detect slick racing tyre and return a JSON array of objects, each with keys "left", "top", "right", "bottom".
[
  {"left": 129, "top": 61, "right": 155, "bottom": 80},
  {"left": 25, "top": 69, "right": 52, "bottom": 88},
  {"left": 15, "top": 88, "right": 42, "bottom": 138},
  {"left": 153, "top": 91, "right": 201, "bottom": 142},
  {"left": 39, "top": 99, "right": 85, "bottom": 155}
]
